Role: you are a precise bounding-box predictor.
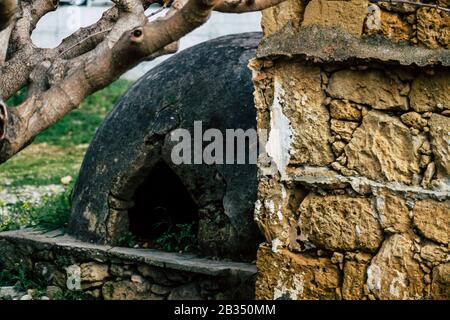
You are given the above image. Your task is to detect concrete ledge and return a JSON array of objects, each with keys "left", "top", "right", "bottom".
[
  {"left": 0, "top": 229, "right": 256, "bottom": 278},
  {"left": 0, "top": 229, "right": 256, "bottom": 300},
  {"left": 257, "top": 24, "right": 450, "bottom": 67}
]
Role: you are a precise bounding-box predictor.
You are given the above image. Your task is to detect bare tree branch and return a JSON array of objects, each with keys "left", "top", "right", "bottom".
[
  {"left": 0, "top": 0, "right": 287, "bottom": 163},
  {"left": 214, "top": 0, "right": 286, "bottom": 13},
  {"left": 0, "top": 0, "right": 17, "bottom": 31}
]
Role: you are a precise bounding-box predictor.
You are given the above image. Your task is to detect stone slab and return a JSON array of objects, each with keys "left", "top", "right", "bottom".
[{"left": 0, "top": 229, "right": 256, "bottom": 278}]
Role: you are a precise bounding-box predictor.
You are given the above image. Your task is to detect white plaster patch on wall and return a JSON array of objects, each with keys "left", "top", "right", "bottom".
[
  {"left": 265, "top": 81, "right": 292, "bottom": 179},
  {"left": 367, "top": 264, "right": 382, "bottom": 292},
  {"left": 273, "top": 272, "right": 305, "bottom": 300},
  {"left": 271, "top": 238, "right": 284, "bottom": 253},
  {"left": 281, "top": 185, "right": 287, "bottom": 199},
  {"left": 254, "top": 199, "right": 263, "bottom": 224},
  {"left": 254, "top": 199, "right": 262, "bottom": 214},
  {"left": 66, "top": 265, "right": 81, "bottom": 291},
  {"left": 374, "top": 195, "right": 386, "bottom": 226},
  {"left": 276, "top": 210, "right": 283, "bottom": 221},
  {"left": 264, "top": 199, "right": 275, "bottom": 215}
]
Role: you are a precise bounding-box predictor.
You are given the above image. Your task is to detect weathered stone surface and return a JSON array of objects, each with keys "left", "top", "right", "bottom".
[
  {"left": 413, "top": 199, "right": 450, "bottom": 245},
  {"left": 110, "top": 264, "right": 133, "bottom": 277},
  {"left": 417, "top": 8, "right": 450, "bottom": 49},
  {"left": 45, "top": 286, "right": 63, "bottom": 300},
  {"left": 302, "top": 0, "right": 368, "bottom": 36},
  {"left": 329, "top": 99, "right": 362, "bottom": 121},
  {"left": 0, "top": 239, "right": 32, "bottom": 272},
  {"left": 81, "top": 262, "right": 109, "bottom": 282},
  {"left": 102, "top": 280, "right": 151, "bottom": 300},
  {"left": 431, "top": 263, "right": 450, "bottom": 300},
  {"left": 254, "top": 175, "right": 307, "bottom": 249},
  {"left": 379, "top": 10, "right": 413, "bottom": 43},
  {"left": 375, "top": 190, "right": 410, "bottom": 233},
  {"left": 257, "top": 24, "right": 450, "bottom": 66},
  {"left": 327, "top": 70, "right": 408, "bottom": 110},
  {"left": 0, "top": 229, "right": 257, "bottom": 300},
  {"left": 33, "top": 262, "right": 65, "bottom": 287},
  {"left": 410, "top": 72, "right": 450, "bottom": 112},
  {"left": 400, "top": 112, "right": 427, "bottom": 130},
  {"left": 137, "top": 265, "right": 173, "bottom": 286},
  {"left": 378, "top": 1, "right": 417, "bottom": 13},
  {"left": 366, "top": 234, "right": 425, "bottom": 299},
  {"left": 273, "top": 61, "right": 334, "bottom": 166},
  {"left": 330, "top": 119, "right": 359, "bottom": 142},
  {"left": 68, "top": 34, "right": 262, "bottom": 260},
  {"left": 342, "top": 253, "right": 372, "bottom": 300},
  {"left": 256, "top": 245, "right": 340, "bottom": 300},
  {"left": 428, "top": 114, "right": 450, "bottom": 179},
  {"left": 420, "top": 244, "right": 449, "bottom": 265},
  {"left": 261, "top": 0, "right": 305, "bottom": 36},
  {"left": 167, "top": 283, "right": 202, "bottom": 300},
  {"left": 0, "top": 286, "right": 22, "bottom": 300},
  {"left": 332, "top": 140, "right": 346, "bottom": 155},
  {"left": 365, "top": 4, "right": 382, "bottom": 35},
  {"left": 345, "top": 111, "right": 424, "bottom": 185},
  {"left": 151, "top": 284, "right": 171, "bottom": 296},
  {"left": 298, "top": 194, "right": 383, "bottom": 252}
]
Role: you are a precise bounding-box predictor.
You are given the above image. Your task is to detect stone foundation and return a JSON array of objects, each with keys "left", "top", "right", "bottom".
[
  {"left": 0, "top": 229, "right": 256, "bottom": 300},
  {"left": 252, "top": 0, "right": 449, "bottom": 300}
]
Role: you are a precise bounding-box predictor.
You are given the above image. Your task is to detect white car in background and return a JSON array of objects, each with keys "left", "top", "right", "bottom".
[{"left": 59, "top": 0, "right": 112, "bottom": 6}]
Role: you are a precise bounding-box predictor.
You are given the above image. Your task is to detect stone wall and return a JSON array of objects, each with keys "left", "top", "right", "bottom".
[
  {"left": 251, "top": 0, "right": 449, "bottom": 300},
  {"left": 0, "top": 230, "right": 256, "bottom": 300}
]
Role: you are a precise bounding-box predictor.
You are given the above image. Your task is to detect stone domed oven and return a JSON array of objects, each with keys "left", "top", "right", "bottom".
[{"left": 68, "top": 33, "right": 263, "bottom": 261}]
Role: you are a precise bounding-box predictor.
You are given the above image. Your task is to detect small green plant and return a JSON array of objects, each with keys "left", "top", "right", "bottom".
[
  {"left": 30, "top": 188, "right": 72, "bottom": 232},
  {"left": 117, "top": 231, "right": 138, "bottom": 248},
  {"left": 0, "top": 263, "right": 44, "bottom": 294},
  {"left": 52, "top": 289, "right": 90, "bottom": 301},
  {"left": 155, "top": 221, "right": 198, "bottom": 253},
  {"left": 0, "top": 188, "right": 72, "bottom": 233},
  {"left": 0, "top": 264, "right": 89, "bottom": 300}
]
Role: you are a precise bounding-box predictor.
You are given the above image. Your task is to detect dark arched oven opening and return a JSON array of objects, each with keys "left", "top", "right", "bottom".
[{"left": 127, "top": 161, "right": 198, "bottom": 251}]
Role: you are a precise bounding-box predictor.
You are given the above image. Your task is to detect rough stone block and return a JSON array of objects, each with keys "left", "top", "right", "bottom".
[
  {"left": 302, "top": 0, "right": 368, "bottom": 36},
  {"left": 417, "top": 8, "right": 450, "bottom": 49},
  {"left": 298, "top": 194, "right": 383, "bottom": 252},
  {"left": 256, "top": 245, "right": 340, "bottom": 300},
  {"left": 272, "top": 61, "right": 334, "bottom": 168},
  {"left": 431, "top": 263, "right": 450, "bottom": 300},
  {"left": 366, "top": 234, "right": 425, "bottom": 300},
  {"left": 428, "top": 114, "right": 450, "bottom": 179},
  {"left": 410, "top": 71, "right": 450, "bottom": 112},
  {"left": 413, "top": 199, "right": 449, "bottom": 245},
  {"left": 261, "top": 0, "right": 305, "bottom": 36},
  {"left": 345, "top": 111, "right": 424, "bottom": 185},
  {"left": 327, "top": 69, "right": 409, "bottom": 110},
  {"left": 329, "top": 99, "right": 362, "bottom": 121},
  {"left": 342, "top": 253, "right": 372, "bottom": 300},
  {"left": 375, "top": 190, "right": 411, "bottom": 233},
  {"left": 81, "top": 262, "right": 109, "bottom": 283}
]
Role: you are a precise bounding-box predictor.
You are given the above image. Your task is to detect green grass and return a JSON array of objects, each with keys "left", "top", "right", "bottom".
[
  {"left": 0, "top": 80, "right": 133, "bottom": 299},
  {"left": 0, "top": 80, "right": 131, "bottom": 187},
  {"left": 0, "top": 187, "right": 73, "bottom": 232},
  {"left": 0, "top": 80, "right": 132, "bottom": 231},
  {"left": 0, "top": 263, "right": 89, "bottom": 300}
]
